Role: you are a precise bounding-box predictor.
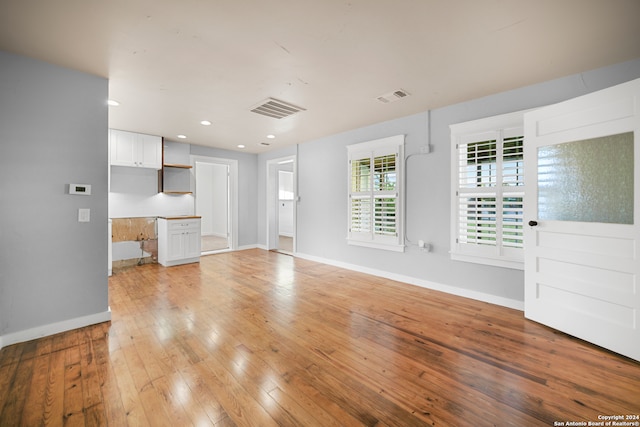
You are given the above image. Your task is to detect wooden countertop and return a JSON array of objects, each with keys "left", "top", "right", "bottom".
[{"left": 158, "top": 216, "right": 201, "bottom": 220}]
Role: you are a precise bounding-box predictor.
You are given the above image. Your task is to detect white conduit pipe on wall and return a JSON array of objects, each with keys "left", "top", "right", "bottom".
[{"left": 403, "top": 109, "right": 432, "bottom": 248}]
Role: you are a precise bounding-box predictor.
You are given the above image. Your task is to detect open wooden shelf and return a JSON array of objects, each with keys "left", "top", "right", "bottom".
[{"left": 158, "top": 139, "right": 193, "bottom": 194}]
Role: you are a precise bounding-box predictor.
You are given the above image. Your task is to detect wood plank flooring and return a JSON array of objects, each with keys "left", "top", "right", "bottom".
[{"left": 1, "top": 249, "right": 639, "bottom": 426}]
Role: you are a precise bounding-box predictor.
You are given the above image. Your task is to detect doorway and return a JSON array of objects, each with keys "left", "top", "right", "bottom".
[
  {"left": 267, "top": 155, "right": 296, "bottom": 254},
  {"left": 277, "top": 169, "right": 295, "bottom": 253},
  {"left": 192, "top": 155, "right": 238, "bottom": 254}
]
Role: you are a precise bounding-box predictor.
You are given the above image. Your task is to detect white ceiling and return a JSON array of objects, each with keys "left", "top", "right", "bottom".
[{"left": 1, "top": 0, "right": 639, "bottom": 153}]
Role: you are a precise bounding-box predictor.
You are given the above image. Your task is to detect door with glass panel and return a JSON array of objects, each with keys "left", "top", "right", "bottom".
[{"left": 523, "top": 78, "right": 640, "bottom": 361}]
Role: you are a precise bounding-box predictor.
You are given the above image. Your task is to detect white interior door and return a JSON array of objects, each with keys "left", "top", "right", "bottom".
[
  {"left": 524, "top": 78, "right": 640, "bottom": 361},
  {"left": 278, "top": 169, "right": 295, "bottom": 253}
]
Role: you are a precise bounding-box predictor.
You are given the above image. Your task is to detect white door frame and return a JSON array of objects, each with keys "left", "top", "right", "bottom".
[
  {"left": 266, "top": 155, "right": 297, "bottom": 252},
  {"left": 191, "top": 155, "right": 239, "bottom": 252}
]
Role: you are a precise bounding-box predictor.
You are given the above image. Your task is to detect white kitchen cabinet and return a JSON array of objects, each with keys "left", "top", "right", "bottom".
[
  {"left": 158, "top": 217, "right": 201, "bottom": 266},
  {"left": 109, "top": 129, "right": 162, "bottom": 169}
]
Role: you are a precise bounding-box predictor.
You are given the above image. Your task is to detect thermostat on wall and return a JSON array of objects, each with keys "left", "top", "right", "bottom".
[{"left": 69, "top": 183, "right": 91, "bottom": 195}]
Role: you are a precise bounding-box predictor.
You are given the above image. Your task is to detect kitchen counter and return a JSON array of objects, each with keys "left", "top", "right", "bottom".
[
  {"left": 157, "top": 217, "right": 201, "bottom": 267},
  {"left": 158, "top": 215, "right": 201, "bottom": 220}
]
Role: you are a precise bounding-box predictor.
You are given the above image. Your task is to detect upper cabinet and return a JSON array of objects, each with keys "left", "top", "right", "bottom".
[{"left": 109, "top": 129, "right": 162, "bottom": 169}]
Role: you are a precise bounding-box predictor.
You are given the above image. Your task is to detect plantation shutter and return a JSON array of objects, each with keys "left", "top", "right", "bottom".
[
  {"left": 350, "top": 155, "right": 371, "bottom": 237},
  {"left": 451, "top": 112, "right": 526, "bottom": 269},
  {"left": 373, "top": 153, "right": 398, "bottom": 237},
  {"left": 501, "top": 131, "right": 525, "bottom": 249},
  {"left": 457, "top": 131, "right": 499, "bottom": 246},
  {"left": 348, "top": 135, "right": 404, "bottom": 252}
]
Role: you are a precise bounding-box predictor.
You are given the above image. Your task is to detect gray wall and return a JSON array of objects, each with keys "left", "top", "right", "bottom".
[
  {"left": 190, "top": 144, "right": 259, "bottom": 247},
  {"left": 260, "top": 58, "right": 640, "bottom": 304},
  {"left": 0, "top": 51, "right": 109, "bottom": 336}
]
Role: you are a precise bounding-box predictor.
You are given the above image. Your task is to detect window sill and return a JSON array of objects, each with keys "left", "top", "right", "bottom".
[
  {"left": 450, "top": 252, "right": 523, "bottom": 270},
  {"left": 348, "top": 239, "right": 405, "bottom": 253}
]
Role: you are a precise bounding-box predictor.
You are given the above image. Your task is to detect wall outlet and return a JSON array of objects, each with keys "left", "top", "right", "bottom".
[
  {"left": 78, "top": 208, "right": 90, "bottom": 222},
  {"left": 418, "top": 240, "right": 431, "bottom": 252}
]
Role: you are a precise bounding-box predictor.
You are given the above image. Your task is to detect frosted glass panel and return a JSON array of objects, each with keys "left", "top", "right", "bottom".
[{"left": 538, "top": 132, "right": 633, "bottom": 224}]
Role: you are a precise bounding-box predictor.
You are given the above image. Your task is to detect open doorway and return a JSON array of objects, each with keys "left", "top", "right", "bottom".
[
  {"left": 267, "top": 155, "right": 296, "bottom": 254},
  {"left": 277, "top": 169, "right": 294, "bottom": 253},
  {"left": 192, "top": 155, "right": 238, "bottom": 254}
]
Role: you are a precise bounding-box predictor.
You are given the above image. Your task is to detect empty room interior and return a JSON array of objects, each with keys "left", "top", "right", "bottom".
[{"left": 1, "top": 1, "right": 640, "bottom": 425}]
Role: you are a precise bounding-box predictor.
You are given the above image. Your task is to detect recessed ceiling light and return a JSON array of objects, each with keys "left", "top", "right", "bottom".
[
  {"left": 200, "top": 120, "right": 212, "bottom": 126},
  {"left": 177, "top": 134, "right": 187, "bottom": 139},
  {"left": 237, "top": 144, "right": 245, "bottom": 149},
  {"left": 266, "top": 134, "right": 275, "bottom": 139},
  {"left": 107, "top": 99, "right": 120, "bottom": 106}
]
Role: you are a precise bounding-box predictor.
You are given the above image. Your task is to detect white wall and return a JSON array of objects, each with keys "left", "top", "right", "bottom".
[
  {"left": 196, "top": 162, "right": 228, "bottom": 237},
  {"left": 0, "top": 51, "right": 110, "bottom": 347},
  {"left": 109, "top": 164, "right": 194, "bottom": 218},
  {"left": 196, "top": 163, "right": 215, "bottom": 235},
  {"left": 210, "top": 164, "right": 229, "bottom": 237},
  {"left": 258, "top": 58, "right": 640, "bottom": 308}
]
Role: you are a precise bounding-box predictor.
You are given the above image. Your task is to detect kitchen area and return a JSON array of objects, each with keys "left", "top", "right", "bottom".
[{"left": 108, "top": 129, "right": 202, "bottom": 273}]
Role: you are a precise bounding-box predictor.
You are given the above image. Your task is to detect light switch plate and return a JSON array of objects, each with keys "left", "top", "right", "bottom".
[{"left": 78, "top": 208, "right": 90, "bottom": 222}]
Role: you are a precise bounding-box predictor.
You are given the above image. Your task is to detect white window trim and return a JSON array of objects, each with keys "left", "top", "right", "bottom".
[
  {"left": 347, "top": 135, "right": 405, "bottom": 252},
  {"left": 450, "top": 110, "right": 530, "bottom": 270}
]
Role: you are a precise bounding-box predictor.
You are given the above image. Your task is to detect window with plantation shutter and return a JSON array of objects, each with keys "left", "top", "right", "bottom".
[
  {"left": 348, "top": 135, "right": 404, "bottom": 252},
  {"left": 450, "top": 111, "right": 527, "bottom": 269}
]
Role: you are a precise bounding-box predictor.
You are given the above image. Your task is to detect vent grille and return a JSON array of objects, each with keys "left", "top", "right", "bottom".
[
  {"left": 250, "top": 98, "right": 306, "bottom": 119},
  {"left": 376, "top": 89, "right": 411, "bottom": 104}
]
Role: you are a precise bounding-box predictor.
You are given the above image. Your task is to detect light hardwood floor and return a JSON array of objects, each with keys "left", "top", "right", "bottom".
[
  {"left": 1, "top": 249, "right": 639, "bottom": 426},
  {"left": 277, "top": 235, "right": 293, "bottom": 253},
  {"left": 201, "top": 235, "right": 229, "bottom": 252}
]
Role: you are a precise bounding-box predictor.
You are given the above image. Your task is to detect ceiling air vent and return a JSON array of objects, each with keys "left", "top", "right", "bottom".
[
  {"left": 376, "top": 89, "right": 411, "bottom": 104},
  {"left": 250, "top": 98, "right": 306, "bottom": 119}
]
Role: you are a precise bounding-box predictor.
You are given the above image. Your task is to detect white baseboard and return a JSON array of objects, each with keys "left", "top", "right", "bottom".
[
  {"left": 0, "top": 308, "right": 112, "bottom": 351},
  {"left": 295, "top": 252, "right": 524, "bottom": 311},
  {"left": 239, "top": 244, "right": 261, "bottom": 251}
]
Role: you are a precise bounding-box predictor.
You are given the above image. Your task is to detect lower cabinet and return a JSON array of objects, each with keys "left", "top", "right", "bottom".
[{"left": 158, "top": 217, "right": 201, "bottom": 267}]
